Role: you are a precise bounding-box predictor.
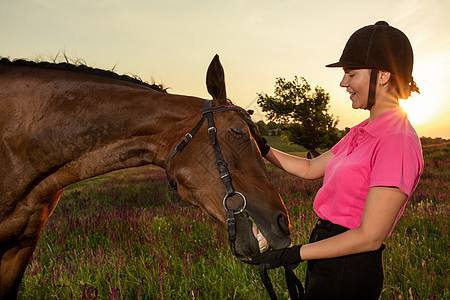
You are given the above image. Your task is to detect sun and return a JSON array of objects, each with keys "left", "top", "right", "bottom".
[
  {"left": 399, "top": 94, "right": 433, "bottom": 126},
  {"left": 399, "top": 56, "right": 443, "bottom": 127}
]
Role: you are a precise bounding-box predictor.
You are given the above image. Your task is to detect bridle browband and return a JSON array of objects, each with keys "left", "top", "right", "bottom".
[{"left": 164, "top": 99, "right": 303, "bottom": 300}]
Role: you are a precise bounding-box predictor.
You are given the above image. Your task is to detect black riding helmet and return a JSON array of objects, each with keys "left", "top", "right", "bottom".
[{"left": 326, "top": 21, "right": 415, "bottom": 109}]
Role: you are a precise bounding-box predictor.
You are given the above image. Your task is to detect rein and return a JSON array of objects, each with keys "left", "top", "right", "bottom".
[{"left": 164, "top": 100, "right": 304, "bottom": 300}]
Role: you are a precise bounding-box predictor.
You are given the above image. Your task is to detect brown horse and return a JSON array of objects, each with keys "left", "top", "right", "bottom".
[{"left": 0, "top": 55, "right": 291, "bottom": 298}]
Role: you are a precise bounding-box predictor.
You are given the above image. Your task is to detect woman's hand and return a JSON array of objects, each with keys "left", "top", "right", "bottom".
[
  {"left": 251, "top": 245, "right": 303, "bottom": 270},
  {"left": 254, "top": 136, "right": 270, "bottom": 157}
]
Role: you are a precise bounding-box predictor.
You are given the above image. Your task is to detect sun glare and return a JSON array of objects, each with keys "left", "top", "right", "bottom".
[{"left": 399, "top": 56, "right": 444, "bottom": 127}]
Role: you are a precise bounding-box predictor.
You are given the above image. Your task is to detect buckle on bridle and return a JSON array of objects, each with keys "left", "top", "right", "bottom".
[
  {"left": 223, "top": 191, "right": 247, "bottom": 215},
  {"left": 183, "top": 133, "right": 193, "bottom": 142}
]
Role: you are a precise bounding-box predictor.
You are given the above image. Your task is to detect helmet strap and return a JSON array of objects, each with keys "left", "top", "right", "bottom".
[{"left": 366, "top": 69, "right": 378, "bottom": 110}]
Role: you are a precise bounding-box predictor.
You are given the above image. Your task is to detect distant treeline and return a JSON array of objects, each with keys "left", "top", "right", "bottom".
[
  {"left": 420, "top": 136, "right": 449, "bottom": 145},
  {"left": 256, "top": 121, "right": 448, "bottom": 146}
]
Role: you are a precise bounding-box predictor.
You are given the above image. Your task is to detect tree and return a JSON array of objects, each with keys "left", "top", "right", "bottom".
[
  {"left": 256, "top": 120, "right": 268, "bottom": 136},
  {"left": 257, "top": 76, "right": 340, "bottom": 157}
]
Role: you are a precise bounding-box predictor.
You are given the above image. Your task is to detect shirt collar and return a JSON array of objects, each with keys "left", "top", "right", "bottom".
[{"left": 352, "top": 107, "right": 407, "bottom": 138}]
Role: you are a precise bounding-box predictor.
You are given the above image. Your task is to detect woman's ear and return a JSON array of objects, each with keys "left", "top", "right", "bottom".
[{"left": 379, "top": 70, "right": 391, "bottom": 86}]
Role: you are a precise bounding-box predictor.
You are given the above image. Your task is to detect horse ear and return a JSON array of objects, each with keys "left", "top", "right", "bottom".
[{"left": 206, "top": 54, "right": 227, "bottom": 105}]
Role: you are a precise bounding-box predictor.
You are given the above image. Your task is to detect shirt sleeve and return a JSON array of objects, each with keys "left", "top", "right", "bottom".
[{"left": 370, "top": 133, "right": 422, "bottom": 196}]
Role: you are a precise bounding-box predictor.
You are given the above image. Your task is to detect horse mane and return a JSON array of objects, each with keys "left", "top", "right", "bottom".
[
  {"left": 0, "top": 57, "right": 166, "bottom": 93},
  {"left": 1, "top": 57, "right": 260, "bottom": 133}
]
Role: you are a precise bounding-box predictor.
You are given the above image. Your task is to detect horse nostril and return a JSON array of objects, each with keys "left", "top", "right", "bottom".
[{"left": 277, "top": 213, "right": 290, "bottom": 235}]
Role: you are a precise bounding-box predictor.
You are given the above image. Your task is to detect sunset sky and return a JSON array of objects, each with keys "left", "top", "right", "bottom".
[{"left": 2, "top": 0, "right": 449, "bottom": 138}]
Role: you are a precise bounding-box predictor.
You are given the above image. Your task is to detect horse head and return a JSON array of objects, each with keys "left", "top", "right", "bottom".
[{"left": 166, "top": 55, "right": 291, "bottom": 257}]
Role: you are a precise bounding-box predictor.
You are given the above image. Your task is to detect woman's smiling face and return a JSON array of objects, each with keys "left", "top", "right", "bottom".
[{"left": 340, "top": 68, "right": 371, "bottom": 109}]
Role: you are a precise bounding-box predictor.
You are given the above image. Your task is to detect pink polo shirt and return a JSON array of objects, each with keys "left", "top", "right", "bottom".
[{"left": 314, "top": 107, "right": 423, "bottom": 233}]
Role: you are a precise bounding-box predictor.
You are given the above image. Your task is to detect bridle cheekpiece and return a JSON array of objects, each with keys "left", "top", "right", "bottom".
[{"left": 164, "top": 99, "right": 303, "bottom": 300}]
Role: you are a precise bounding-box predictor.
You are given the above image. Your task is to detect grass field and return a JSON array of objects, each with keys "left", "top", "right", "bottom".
[{"left": 18, "top": 139, "right": 448, "bottom": 299}]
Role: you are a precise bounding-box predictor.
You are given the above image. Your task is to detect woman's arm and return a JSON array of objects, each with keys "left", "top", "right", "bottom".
[
  {"left": 299, "top": 186, "right": 407, "bottom": 259},
  {"left": 265, "top": 148, "right": 334, "bottom": 180}
]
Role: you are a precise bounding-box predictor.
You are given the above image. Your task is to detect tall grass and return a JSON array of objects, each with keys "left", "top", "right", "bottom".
[{"left": 19, "top": 144, "right": 448, "bottom": 299}]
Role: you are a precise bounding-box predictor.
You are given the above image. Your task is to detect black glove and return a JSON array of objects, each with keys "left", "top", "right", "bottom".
[
  {"left": 252, "top": 245, "right": 303, "bottom": 270},
  {"left": 255, "top": 136, "right": 270, "bottom": 157}
]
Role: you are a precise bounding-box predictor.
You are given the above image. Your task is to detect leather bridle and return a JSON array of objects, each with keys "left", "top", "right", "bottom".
[{"left": 164, "top": 99, "right": 303, "bottom": 299}]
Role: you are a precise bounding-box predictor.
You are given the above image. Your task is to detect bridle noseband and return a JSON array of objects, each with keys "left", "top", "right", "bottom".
[{"left": 164, "top": 99, "right": 304, "bottom": 300}]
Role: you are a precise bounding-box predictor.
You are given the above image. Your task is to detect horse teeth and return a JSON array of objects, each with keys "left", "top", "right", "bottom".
[
  {"left": 252, "top": 223, "right": 269, "bottom": 253},
  {"left": 258, "top": 233, "right": 269, "bottom": 253}
]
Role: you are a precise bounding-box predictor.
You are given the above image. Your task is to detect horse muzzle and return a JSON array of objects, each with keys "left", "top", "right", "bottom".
[{"left": 230, "top": 210, "right": 291, "bottom": 258}]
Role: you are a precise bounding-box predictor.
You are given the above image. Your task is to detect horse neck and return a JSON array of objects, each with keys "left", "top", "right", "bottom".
[{"left": 0, "top": 66, "right": 204, "bottom": 201}]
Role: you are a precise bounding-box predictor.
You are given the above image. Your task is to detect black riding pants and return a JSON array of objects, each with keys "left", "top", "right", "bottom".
[{"left": 304, "top": 219, "right": 385, "bottom": 300}]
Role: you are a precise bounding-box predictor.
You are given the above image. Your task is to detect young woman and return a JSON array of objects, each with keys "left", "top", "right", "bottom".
[{"left": 253, "top": 21, "right": 423, "bottom": 299}]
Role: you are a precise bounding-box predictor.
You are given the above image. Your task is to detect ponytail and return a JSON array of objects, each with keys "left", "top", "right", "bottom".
[
  {"left": 409, "top": 78, "right": 420, "bottom": 95},
  {"left": 389, "top": 74, "right": 420, "bottom": 99}
]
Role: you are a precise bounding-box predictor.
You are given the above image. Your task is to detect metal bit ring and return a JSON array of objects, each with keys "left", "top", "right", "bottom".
[{"left": 223, "top": 192, "right": 247, "bottom": 215}]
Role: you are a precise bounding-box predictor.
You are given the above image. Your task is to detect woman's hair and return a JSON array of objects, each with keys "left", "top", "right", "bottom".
[{"left": 389, "top": 73, "right": 420, "bottom": 99}]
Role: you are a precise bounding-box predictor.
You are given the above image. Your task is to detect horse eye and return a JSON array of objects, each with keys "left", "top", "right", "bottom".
[{"left": 230, "top": 128, "right": 249, "bottom": 140}]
